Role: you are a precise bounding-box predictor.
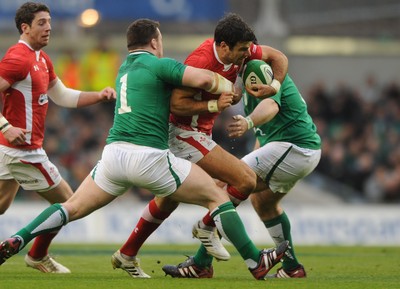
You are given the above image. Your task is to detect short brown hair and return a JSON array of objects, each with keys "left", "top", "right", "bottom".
[
  {"left": 126, "top": 19, "right": 160, "bottom": 51},
  {"left": 214, "top": 13, "right": 256, "bottom": 50},
  {"left": 15, "top": 2, "right": 50, "bottom": 34}
]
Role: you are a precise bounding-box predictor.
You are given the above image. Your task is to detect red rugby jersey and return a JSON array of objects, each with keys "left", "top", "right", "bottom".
[
  {"left": 0, "top": 41, "right": 56, "bottom": 149},
  {"left": 169, "top": 38, "right": 262, "bottom": 135}
]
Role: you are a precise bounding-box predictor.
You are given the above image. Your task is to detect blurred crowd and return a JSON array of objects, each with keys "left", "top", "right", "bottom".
[
  {"left": 7, "top": 43, "right": 400, "bottom": 204},
  {"left": 306, "top": 75, "right": 400, "bottom": 203}
]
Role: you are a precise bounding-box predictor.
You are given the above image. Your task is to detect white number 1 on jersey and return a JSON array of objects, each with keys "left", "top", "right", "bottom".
[{"left": 118, "top": 73, "right": 132, "bottom": 114}]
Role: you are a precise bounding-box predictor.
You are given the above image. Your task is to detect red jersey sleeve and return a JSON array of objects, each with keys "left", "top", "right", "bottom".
[
  {"left": 249, "top": 43, "right": 263, "bottom": 60},
  {"left": 0, "top": 49, "right": 30, "bottom": 85}
]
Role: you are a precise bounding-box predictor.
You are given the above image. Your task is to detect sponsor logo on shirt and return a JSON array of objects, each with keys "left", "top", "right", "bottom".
[{"left": 38, "top": 94, "right": 48, "bottom": 105}]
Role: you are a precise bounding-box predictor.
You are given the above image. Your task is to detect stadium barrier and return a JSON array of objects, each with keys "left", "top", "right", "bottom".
[{"left": 0, "top": 201, "right": 399, "bottom": 246}]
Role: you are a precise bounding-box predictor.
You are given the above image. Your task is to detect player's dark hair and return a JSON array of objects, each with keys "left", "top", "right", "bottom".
[
  {"left": 214, "top": 13, "right": 256, "bottom": 50},
  {"left": 126, "top": 19, "right": 160, "bottom": 51},
  {"left": 15, "top": 2, "right": 50, "bottom": 34}
]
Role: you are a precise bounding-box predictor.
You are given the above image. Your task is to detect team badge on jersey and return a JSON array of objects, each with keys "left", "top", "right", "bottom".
[{"left": 38, "top": 94, "right": 48, "bottom": 105}]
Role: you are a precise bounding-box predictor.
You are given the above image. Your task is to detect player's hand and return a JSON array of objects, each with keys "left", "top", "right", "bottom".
[
  {"left": 217, "top": 91, "right": 234, "bottom": 111},
  {"left": 227, "top": 115, "right": 248, "bottom": 138},
  {"left": 3, "top": 126, "right": 30, "bottom": 146},
  {"left": 246, "top": 83, "right": 276, "bottom": 99},
  {"left": 99, "top": 87, "right": 116, "bottom": 102}
]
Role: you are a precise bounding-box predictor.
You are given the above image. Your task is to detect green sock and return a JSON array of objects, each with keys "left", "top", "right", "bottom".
[
  {"left": 193, "top": 244, "right": 214, "bottom": 267},
  {"left": 13, "top": 203, "right": 68, "bottom": 251},
  {"left": 211, "top": 202, "right": 259, "bottom": 263},
  {"left": 264, "top": 211, "right": 299, "bottom": 270}
]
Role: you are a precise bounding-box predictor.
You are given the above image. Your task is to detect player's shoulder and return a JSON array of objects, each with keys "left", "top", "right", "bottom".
[
  {"left": 185, "top": 38, "right": 217, "bottom": 69},
  {"left": 3, "top": 43, "right": 28, "bottom": 58},
  {"left": 1, "top": 43, "right": 31, "bottom": 66}
]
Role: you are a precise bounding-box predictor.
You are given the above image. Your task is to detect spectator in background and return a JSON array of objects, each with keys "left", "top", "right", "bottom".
[
  {"left": 80, "top": 35, "right": 121, "bottom": 91},
  {"left": 55, "top": 48, "right": 82, "bottom": 89}
]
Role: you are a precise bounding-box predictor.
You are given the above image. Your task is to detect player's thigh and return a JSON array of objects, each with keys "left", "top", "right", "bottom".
[
  {"left": 94, "top": 143, "right": 192, "bottom": 198},
  {"left": 63, "top": 175, "right": 117, "bottom": 221},
  {"left": 0, "top": 179, "right": 19, "bottom": 214},
  {"left": 170, "top": 163, "right": 229, "bottom": 211},
  {"left": 243, "top": 142, "right": 320, "bottom": 193},
  {"left": 169, "top": 124, "right": 216, "bottom": 163},
  {"left": 198, "top": 145, "right": 256, "bottom": 190},
  {"left": 6, "top": 151, "right": 62, "bottom": 192},
  {"left": 36, "top": 178, "right": 73, "bottom": 204}
]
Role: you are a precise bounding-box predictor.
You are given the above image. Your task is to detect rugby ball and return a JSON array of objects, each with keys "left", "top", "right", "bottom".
[{"left": 242, "top": 59, "right": 273, "bottom": 89}]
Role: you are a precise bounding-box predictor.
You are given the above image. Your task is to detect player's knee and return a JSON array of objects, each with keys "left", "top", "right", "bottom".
[{"left": 236, "top": 170, "right": 257, "bottom": 194}]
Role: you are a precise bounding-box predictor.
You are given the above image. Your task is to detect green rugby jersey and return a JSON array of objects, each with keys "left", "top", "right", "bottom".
[
  {"left": 243, "top": 74, "right": 321, "bottom": 149},
  {"left": 107, "top": 51, "right": 186, "bottom": 149}
]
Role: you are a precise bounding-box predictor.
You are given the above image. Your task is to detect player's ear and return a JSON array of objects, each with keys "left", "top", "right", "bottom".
[{"left": 150, "top": 38, "right": 157, "bottom": 50}]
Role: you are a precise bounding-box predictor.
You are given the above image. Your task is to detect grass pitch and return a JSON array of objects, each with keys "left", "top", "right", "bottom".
[{"left": 1, "top": 244, "right": 399, "bottom": 289}]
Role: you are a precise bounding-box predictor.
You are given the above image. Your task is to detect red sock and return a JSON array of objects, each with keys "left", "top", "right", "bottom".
[
  {"left": 28, "top": 231, "right": 59, "bottom": 260},
  {"left": 202, "top": 212, "right": 215, "bottom": 227},
  {"left": 227, "top": 185, "right": 249, "bottom": 203},
  {"left": 120, "top": 199, "right": 171, "bottom": 257}
]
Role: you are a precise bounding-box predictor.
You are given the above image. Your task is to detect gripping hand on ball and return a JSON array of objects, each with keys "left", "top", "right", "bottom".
[{"left": 246, "top": 83, "right": 276, "bottom": 99}]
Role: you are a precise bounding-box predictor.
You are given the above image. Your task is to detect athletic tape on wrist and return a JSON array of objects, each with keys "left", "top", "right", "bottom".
[
  {"left": 245, "top": 116, "right": 254, "bottom": 130},
  {"left": 208, "top": 99, "right": 219, "bottom": 113},
  {"left": 270, "top": 79, "right": 281, "bottom": 93},
  {"left": 0, "top": 116, "right": 11, "bottom": 133}
]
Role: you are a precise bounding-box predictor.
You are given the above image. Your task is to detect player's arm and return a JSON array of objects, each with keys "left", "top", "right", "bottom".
[
  {"left": 172, "top": 66, "right": 235, "bottom": 116},
  {"left": 247, "top": 45, "right": 288, "bottom": 98},
  {"left": 227, "top": 98, "right": 279, "bottom": 138},
  {"left": 47, "top": 78, "right": 116, "bottom": 108},
  {"left": 0, "top": 76, "right": 30, "bottom": 145}
]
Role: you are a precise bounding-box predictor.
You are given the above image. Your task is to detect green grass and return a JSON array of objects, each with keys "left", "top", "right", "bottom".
[{"left": 1, "top": 244, "right": 400, "bottom": 289}]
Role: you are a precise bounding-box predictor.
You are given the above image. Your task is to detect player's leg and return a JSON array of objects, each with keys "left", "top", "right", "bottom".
[
  {"left": 2, "top": 175, "right": 117, "bottom": 251},
  {"left": 164, "top": 162, "right": 288, "bottom": 280},
  {"left": 198, "top": 144, "right": 256, "bottom": 197},
  {"left": 0, "top": 151, "right": 20, "bottom": 214},
  {"left": 250, "top": 188, "right": 306, "bottom": 276},
  {"left": 119, "top": 196, "right": 178, "bottom": 257},
  {"left": 1, "top": 152, "right": 74, "bottom": 273},
  {"left": 0, "top": 179, "right": 19, "bottom": 214},
  {"left": 171, "top": 127, "right": 257, "bottom": 258},
  {"left": 112, "top": 196, "right": 178, "bottom": 278},
  {"left": 249, "top": 143, "right": 321, "bottom": 278},
  {"left": 23, "top": 179, "right": 74, "bottom": 273},
  {"left": 170, "top": 125, "right": 257, "bottom": 206},
  {"left": 0, "top": 145, "right": 129, "bottom": 266},
  {"left": 195, "top": 144, "right": 256, "bottom": 224}
]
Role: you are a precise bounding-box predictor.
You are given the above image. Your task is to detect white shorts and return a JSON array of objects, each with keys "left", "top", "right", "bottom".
[
  {"left": 0, "top": 145, "right": 62, "bottom": 192},
  {"left": 168, "top": 123, "right": 217, "bottom": 163},
  {"left": 92, "top": 142, "right": 192, "bottom": 197},
  {"left": 242, "top": 141, "right": 321, "bottom": 193}
]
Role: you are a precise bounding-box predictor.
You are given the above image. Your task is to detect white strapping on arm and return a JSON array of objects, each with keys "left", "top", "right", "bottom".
[
  {"left": 47, "top": 79, "right": 81, "bottom": 108},
  {"left": 206, "top": 72, "right": 233, "bottom": 94}
]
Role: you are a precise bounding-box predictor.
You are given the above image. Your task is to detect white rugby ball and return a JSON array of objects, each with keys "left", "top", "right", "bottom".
[{"left": 242, "top": 59, "right": 273, "bottom": 89}]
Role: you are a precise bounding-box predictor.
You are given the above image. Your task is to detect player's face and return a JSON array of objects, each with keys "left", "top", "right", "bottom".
[
  {"left": 22, "top": 11, "right": 51, "bottom": 50},
  {"left": 227, "top": 41, "right": 252, "bottom": 65}
]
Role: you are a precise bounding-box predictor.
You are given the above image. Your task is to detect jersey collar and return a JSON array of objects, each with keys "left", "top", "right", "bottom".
[
  {"left": 18, "top": 40, "right": 41, "bottom": 60},
  {"left": 128, "top": 50, "right": 154, "bottom": 56}
]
